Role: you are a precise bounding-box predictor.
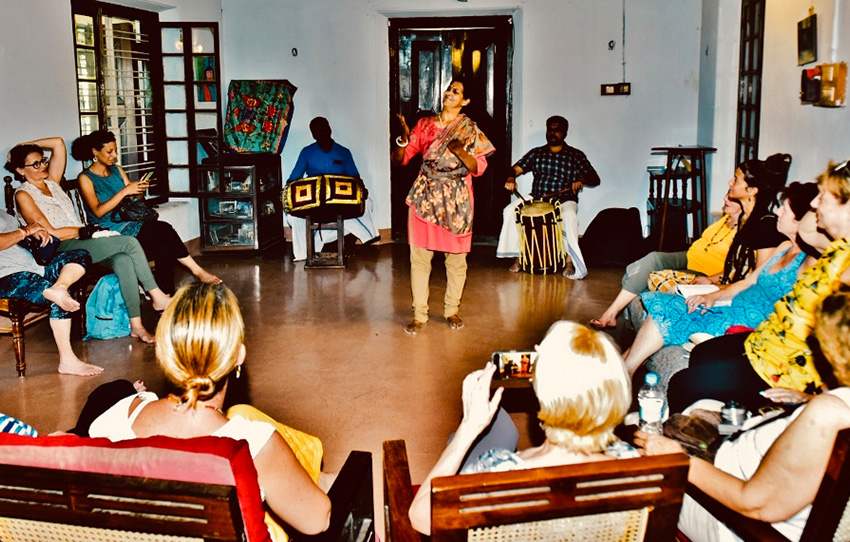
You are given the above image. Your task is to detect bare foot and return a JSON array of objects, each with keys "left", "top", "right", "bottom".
[
  {"left": 589, "top": 317, "right": 616, "bottom": 330},
  {"left": 133, "top": 379, "right": 147, "bottom": 392},
  {"left": 58, "top": 358, "right": 104, "bottom": 376},
  {"left": 446, "top": 314, "right": 465, "bottom": 330},
  {"left": 508, "top": 260, "right": 521, "bottom": 273},
  {"left": 131, "top": 325, "right": 156, "bottom": 344},
  {"left": 151, "top": 294, "right": 172, "bottom": 312},
  {"left": 43, "top": 286, "right": 80, "bottom": 312},
  {"left": 194, "top": 268, "right": 222, "bottom": 284}
]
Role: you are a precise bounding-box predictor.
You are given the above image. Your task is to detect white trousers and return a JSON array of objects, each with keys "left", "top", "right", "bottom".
[
  {"left": 496, "top": 196, "right": 587, "bottom": 278},
  {"left": 286, "top": 200, "right": 378, "bottom": 262}
]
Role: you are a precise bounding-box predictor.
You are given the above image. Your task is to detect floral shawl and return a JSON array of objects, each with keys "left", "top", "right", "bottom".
[{"left": 405, "top": 114, "right": 495, "bottom": 235}]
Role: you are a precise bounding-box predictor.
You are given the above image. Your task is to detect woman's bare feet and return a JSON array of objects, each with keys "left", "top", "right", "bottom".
[
  {"left": 508, "top": 260, "right": 521, "bottom": 273},
  {"left": 43, "top": 286, "right": 80, "bottom": 312},
  {"left": 58, "top": 356, "right": 104, "bottom": 376},
  {"left": 130, "top": 323, "right": 155, "bottom": 344},
  {"left": 194, "top": 268, "right": 222, "bottom": 284},
  {"left": 589, "top": 317, "right": 616, "bottom": 330}
]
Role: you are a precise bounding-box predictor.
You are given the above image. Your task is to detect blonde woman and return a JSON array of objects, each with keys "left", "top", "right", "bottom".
[
  {"left": 408, "top": 321, "right": 632, "bottom": 535},
  {"left": 88, "top": 283, "right": 330, "bottom": 539}
]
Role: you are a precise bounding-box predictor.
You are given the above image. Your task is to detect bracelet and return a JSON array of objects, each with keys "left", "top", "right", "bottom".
[{"left": 395, "top": 136, "right": 409, "bottom": 148}]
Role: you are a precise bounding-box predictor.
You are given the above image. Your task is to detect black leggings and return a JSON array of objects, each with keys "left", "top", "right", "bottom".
[
  {"left": 136, "top": 220, "right": 190, "bottom": 294},
  {"left": 667, "top": 333, "right": 769, "bottom": 413}
]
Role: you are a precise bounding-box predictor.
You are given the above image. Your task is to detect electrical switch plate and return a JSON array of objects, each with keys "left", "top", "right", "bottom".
[{"left": 601, "top": 82, "right": 631, "bottom": 96}]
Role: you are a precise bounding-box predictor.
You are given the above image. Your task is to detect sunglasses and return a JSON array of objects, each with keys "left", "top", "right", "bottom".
[
  {"left": 832, "top": 159, "right": 850, "bottom": 177},
  {"left": 23, "top": 158, "right": 49, "bottom": 170}
]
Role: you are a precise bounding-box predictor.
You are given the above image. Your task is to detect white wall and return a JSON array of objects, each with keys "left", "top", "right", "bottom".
[
  {"left": 760, "top": 0, "right": 850, "bottom": 180},
  {"left": 221, "top": 0, "right": 704, "bottom": 233},
  {"left": 708, "top": 0, "right": 850, "bottom": 208},
  {"left": 0, "top": 0, "right": 220, "bottom": 240}
]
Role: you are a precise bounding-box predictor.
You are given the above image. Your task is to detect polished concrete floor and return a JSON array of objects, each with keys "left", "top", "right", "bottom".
[{"left": 0, "top": 242, "right": 624, "bottom": 530}]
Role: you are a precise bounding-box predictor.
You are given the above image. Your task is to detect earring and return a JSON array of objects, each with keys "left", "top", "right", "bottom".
[{"left": 235, "top": 365, "right": 242, "bottom": 379}]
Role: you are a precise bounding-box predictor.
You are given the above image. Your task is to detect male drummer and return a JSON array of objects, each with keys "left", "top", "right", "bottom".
[
  {"left": 285, "top": 117, "right": 378, "bottom": 261},
  {"left": 496, "top": 115, "right": 600, "bottom": 279}
]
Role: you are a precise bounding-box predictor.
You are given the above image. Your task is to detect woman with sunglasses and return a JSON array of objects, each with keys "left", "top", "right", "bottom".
[
  {"left": 6, "top": 137, "right": 171, "bottom": 344},
  {"left": 665, "top": 160, "right": 850, "bottom": 413}
]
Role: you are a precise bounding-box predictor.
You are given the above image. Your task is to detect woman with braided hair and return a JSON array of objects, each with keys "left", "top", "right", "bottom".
[{"left": 88, "top": 283, "right": 331, "bottom": 540}]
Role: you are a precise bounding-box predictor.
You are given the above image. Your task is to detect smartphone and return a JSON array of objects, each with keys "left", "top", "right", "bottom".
[{"left": 491, "top": 351, "right": 537, "bottom": 379}]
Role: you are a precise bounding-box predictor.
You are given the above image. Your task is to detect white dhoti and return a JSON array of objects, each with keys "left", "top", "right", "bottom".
[
  {"left": 496, "top": 195, "right": 587, "bottom": 279},
  {"left": 286, "top": 199, "right": 379, "bottom": 262}
]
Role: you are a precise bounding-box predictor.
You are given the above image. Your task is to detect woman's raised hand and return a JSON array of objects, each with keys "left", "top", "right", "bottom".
[
  {"left": 458, "top": 363, "right": 504, "bottom": 437},
  {"left": 396, "top": 113, "right": 410, "bottom": 142}
]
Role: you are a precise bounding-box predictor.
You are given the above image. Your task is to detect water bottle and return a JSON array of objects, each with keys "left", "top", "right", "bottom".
[{"left": 638, "top": 371, "right": 665, "bottom": 434}]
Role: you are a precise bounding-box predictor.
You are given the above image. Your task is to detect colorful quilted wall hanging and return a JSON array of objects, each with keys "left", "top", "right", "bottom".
[{"left": 223, "top": 80, "right": 297, "bottom": 154}]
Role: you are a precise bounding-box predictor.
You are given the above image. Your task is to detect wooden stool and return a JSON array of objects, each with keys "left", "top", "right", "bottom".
[{"left": 305, "top": 215, "right": 345, "bottom": 268}]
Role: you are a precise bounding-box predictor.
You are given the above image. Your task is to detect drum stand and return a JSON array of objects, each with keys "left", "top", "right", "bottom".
[{"left": 305, "top": 215, "right": 345, "bottom": 269}]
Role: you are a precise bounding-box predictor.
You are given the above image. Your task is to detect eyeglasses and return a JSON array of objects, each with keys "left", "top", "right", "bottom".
[{"left": 23, "top": 158, "right": 49, "bottom": 170}]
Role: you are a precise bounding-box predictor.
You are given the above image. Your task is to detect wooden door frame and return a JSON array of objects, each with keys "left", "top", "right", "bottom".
[{"left": 388, "top": 15, "right": 514, "bottom": 241}]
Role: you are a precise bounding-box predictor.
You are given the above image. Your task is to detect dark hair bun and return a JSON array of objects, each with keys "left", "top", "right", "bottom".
[
  {"left": 763, "top": 153, "right": 792, "bottom": 189},
  {"left": 71, "top": 130, "right": 116, "bottom": 161}
]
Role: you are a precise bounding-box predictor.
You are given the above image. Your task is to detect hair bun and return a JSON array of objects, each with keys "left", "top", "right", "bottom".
[
  {"left": 70, "top": 134, "right": 92, "bottom": 161},
  {"left": 763, "top": 153, "right": 792, "bottom": 189}
]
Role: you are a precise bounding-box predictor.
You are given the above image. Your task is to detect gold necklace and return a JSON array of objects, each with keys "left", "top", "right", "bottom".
[{"left": 703, "top": 220, "right": 734, "bottom": 252}]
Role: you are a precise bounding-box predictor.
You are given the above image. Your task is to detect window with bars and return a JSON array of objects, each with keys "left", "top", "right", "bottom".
[
  {"left": 71, "top": 1, "right": 167, "bottom": 201},
  {"left": 735, "top": 0, "right": 766, "bottom": 164}
]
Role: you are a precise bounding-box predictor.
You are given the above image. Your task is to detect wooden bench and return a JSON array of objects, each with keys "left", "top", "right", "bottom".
[
  {"left": 0, "top": 433, "right": 374, "bottom": 541},
  {"left": 383, "top": 439, "right": 689, "bottom": 541}
]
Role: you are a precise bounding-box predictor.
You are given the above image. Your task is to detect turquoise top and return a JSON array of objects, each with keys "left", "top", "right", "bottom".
[{"left": 83, "top": 166, "right": 143, "bottom": 237}]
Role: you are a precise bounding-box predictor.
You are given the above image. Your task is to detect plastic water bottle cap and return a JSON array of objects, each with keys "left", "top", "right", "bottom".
[{"left": 644, "top": 371, "right": 659, "bottom": 386}]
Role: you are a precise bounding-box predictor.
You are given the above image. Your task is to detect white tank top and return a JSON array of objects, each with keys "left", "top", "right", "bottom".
[{"left": 16, "top": 180, "right": 83, "bottom": 229}]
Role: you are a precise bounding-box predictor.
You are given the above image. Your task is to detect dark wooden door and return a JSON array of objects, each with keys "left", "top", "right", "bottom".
[{"left": 389, "top": 16, "right": 513, "bottom": 242}]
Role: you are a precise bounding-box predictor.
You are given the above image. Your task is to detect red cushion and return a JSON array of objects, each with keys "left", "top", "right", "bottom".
[{"left": 0, "top": 433, "right": 270, "bottom": 542}]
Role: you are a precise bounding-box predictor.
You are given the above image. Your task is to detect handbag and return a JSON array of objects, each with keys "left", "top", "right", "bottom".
[
  {"left": 112, "top": 198, "right": 158, "bottom": 223},
  {"left": 17, "top": 234, "right": 61, "bottom": 265}
]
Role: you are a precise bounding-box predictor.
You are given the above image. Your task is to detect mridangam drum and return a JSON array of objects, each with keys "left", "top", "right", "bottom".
[
  {"left": 515, "top": 200, "right": 568, "bottom": 274},
  {"left": 283, "top": 175, "right": 368, "bottom": 222}
]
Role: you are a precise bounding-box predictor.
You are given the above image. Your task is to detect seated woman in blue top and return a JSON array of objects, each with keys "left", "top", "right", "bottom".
[
  {"left": 622, "top": 182, "right": 820, "bottom": 376},
  {"left": 72, "top": 130, "right": 220, "bottom": 294}
]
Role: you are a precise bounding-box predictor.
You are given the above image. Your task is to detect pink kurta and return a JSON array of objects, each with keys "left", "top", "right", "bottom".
[{"left": 402, "top": 117, "right": 490, "bottom": 253}]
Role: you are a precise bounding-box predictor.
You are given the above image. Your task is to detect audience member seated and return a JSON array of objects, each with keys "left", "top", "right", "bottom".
[
  {"left": 87, "top": 282, "right": 331, "bottom": 539},
  {"left": 6, "top": 136, "right": 171, "bottom": 343},
  {"left": 591, "top": 193, "right": 741, "bottom": 329},
  {"left": 72, "top": 130, "right": 220, "bottom": 293},
  {"left": 667, "top": 162, "right": 850, "bottom": 412},
  {"left": 622, "top": 182, "right": 818, "bottom": 376},
  {"left": 635, "top": 285, "right": 850, "bottom": 542},
  {"left": 0, "top": 211, "right": 95, "bottom": 374},
  {"left": 407, "top": 321, "right": 632, "bottom": 535}
]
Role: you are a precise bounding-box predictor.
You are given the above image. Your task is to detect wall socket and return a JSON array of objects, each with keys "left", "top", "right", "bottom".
[{"left": 601, "top": 82, "right": 631, "bottom": 96}]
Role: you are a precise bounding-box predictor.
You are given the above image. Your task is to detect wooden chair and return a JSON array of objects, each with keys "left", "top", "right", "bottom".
[
  {"left": 2, "top": 176, "right": 52, "bottom": 377},
  {"left": 0, "top": 433, "right": 374, "bottom": 542},
  {"left": 383, "top": 439, "right": 690, "bottom": 542},
  {"left": 682, "top": 428, "right": 850, "bottom": 542}
]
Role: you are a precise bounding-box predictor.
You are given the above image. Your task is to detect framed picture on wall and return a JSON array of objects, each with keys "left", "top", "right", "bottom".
[{"left": 798, "top": 14, "right": 817, "bottom": 66}]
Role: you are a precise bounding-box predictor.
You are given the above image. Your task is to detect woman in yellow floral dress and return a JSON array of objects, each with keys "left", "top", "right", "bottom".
[{"left": 667, "top": 161, "right": 850, "bottom": 412}]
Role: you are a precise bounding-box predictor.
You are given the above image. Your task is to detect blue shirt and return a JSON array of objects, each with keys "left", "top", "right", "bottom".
[{"left": 287, "top": 141, "right": 359, "bottom": 180}]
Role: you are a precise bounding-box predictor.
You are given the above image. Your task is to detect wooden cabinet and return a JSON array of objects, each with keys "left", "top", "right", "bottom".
[{"left": 200, "top": 153, "right": 283, "bottom": 253}]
